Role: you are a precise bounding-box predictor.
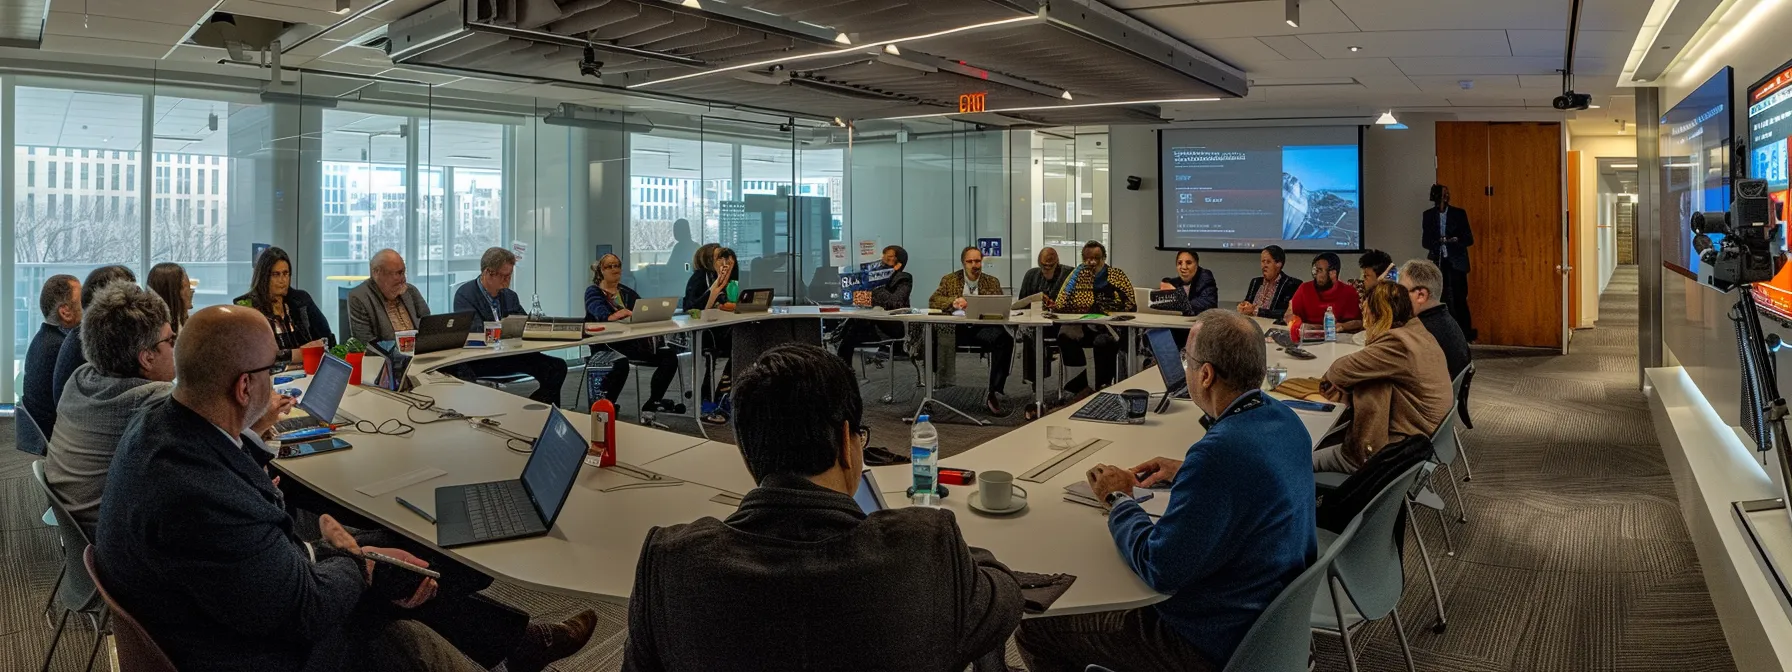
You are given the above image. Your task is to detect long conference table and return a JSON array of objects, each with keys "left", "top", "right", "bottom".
[{"left": 272, "top": 307, "right": 1358, "bottom": 617}]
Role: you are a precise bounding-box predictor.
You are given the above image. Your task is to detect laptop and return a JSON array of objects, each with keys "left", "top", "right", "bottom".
[
  {"left": 1146, "top": 328, "right": 1189, "bottom": 412},
  {"left": 735, "top": 288, "right": 774, "bottom": 313},
  {"left": 414, "top": 311, "right": 477, "bottom": 354},
  {"left": 626, "top": 297, "right": 679, "bottom": 324},
  {"left": 434, "top": 409, "right": 588, "bottom": 548},
  {"left": 368, "top": 340, "right": 413, "bottom": 393},
  {"left": 274, "top": 353, "right": 351, "bottom": 434},
  {"left": 962, "top": 294, "right": 1015, "bottom": 320},
  {"left": 853, "top": 470, "right": 890, "bottom": 514},
  {"left": 499, "top": 314, "right": 528, "bottom": 338}
]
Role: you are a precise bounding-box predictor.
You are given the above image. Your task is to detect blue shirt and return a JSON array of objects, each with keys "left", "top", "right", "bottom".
[{"left": 1107, "top": 389, "right": 1317, "bottom": 664}]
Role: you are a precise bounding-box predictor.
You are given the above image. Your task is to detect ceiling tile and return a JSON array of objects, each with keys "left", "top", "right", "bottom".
[
  {"left": 40, "top": 35, "right": 172, "bottom": 60},
  {"left": 1408, "top": 74, "right": 1522, "bottom": 92},
  {"left": 1259, "top": 35, "right": 1323, "bottom": 60},
  {"left": 1396, "top": 55, "right": 1568, "bottom": 75},
  {"left": 1578, "top": 0, "right": 1652, "bottom": 32},
  {"left": 1507, "top": 29, "right": 1634, "bottom": 59},
  {"left": 1190, "top": 37, "right": 1289, "bottom": 69},
  {"left": 68, "top": 0, "right": 212, "bottom": 27},
  {"left": 45, "top": 12, "right": 191, "bottom": 43},
  {"left": 1298, "top": 30, "right": 1511, "bottom": 58},
  {"left": 1332, "top": 0, "right": 1569, "bottom": 31},
  {"left": 1249, "top": 57, "right": 1407, "bottom": 78},
  {"left": 1128, "top": 0, "right": 1358, "bottom": 41}
]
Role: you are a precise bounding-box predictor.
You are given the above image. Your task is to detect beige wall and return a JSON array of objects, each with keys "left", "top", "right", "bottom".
[{"left": 1566, "top": 133, "right": 1637, "bottom": 328}]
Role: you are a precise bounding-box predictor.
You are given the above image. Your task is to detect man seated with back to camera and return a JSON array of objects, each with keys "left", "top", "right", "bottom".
[
  {"left": 1398, "top": 259, "right": 1472, "bottom": 379},
  {"left": 623, "top": 343, "right": 1024, "bottom": 671},
  {"left": 1018, "top": 310, "right": 1316, "bottom": 672},
  {"left": 93, "top": 305, "right": 595, "bottom": 672},
  {"left": 452, "top": 247, "right": 569, "bottom": 407}
]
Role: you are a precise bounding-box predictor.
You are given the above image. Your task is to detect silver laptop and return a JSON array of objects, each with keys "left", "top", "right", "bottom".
[
  {"left": 626, "top": 297, "right": 679, "bottom": 324},
  {"left": 499, "top": 315, "right": 528, "bottom": 338},
  {"left": 736, "top": 288, "right": 774, "bottom": 313},
  {"left": 962, "top": 294, "right": 1015, "bottom": 320}
]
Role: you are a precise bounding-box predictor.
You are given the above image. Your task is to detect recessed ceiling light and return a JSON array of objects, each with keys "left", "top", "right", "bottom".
[{"left": 1348, "top": 46, "right": 1361, "bottom": 52}]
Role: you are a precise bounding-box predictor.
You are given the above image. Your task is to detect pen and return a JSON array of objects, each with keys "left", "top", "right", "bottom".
[{"left": 396, "top": 496, "right": 435, "bottom": 524}]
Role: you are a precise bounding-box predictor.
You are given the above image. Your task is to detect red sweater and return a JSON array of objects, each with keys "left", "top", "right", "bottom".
[{"left": 1289, "top": 280, "right": 1361, "bottom": 325}]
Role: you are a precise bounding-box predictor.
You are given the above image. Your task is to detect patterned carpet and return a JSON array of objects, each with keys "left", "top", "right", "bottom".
[{"left": 0, "top": 266, "right": 1739, "bottom": 671}]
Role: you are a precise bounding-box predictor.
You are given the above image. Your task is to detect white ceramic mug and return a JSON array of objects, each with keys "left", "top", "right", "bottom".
[{"left": 979, "top": 470, "right": 1028, "bottom": 510}]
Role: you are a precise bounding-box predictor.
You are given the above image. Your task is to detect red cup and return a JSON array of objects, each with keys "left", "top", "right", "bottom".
[
  {"left": 484, "top": 323, "right": 502, "bottom": 345},
  {"left": 343, "top": 352, "right": 364, "bottom": 386},
  {"left": 301, "top": 345, "right": 326, "bottom": 375}
]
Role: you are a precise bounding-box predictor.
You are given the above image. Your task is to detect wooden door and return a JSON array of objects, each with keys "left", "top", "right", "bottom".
[
  {"left": 1480, "top": 123, "right": 1564, "bottom": 348},
  {"left": 1567, "top": 149, "right": 1582, "bottom": 330},
  {"left": 1435, "top": 122, "right": 1490, "bottom": 336}
]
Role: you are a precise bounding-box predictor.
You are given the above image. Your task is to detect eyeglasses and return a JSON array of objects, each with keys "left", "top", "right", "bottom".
[
  {"left": 145, "top": 332, "right": 177, "bottom": 352},
  {"left": 241, "top": 358, "right": 287, "bottom": 379},
  {"left": 854, "top": 426, "right": 871, "bottom": 449},
  {"left": 1312, "top": 266, "right": 1331, "bottom": 276}
]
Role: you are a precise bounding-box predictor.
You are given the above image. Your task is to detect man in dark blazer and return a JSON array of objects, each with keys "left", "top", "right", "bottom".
[
  {"left": 1422, "top": 184, "right": 1476, "bottom": 340},
  {"left": 22, "top": 274, "right": 79, "bottom": 442},
  {"left": 93, "top": 305, "right": 593, "bottom": 672},
  {"left": 345, "top": 249, "right": 430, "bottom": 344},
  {"left": 50, "top": 265, "right": 137, "bottom": 431},
  {"left": 624, "top": 344, "right": 1024, "bottom": 671},
  {"left": 451, "top": 247, "right": 567, "bottom": 406}
]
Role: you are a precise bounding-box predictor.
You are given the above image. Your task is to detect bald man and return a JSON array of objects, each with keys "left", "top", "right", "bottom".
[
  {"left": 347, "top": 249, "right": 431, "bottom": 343},
  {"left": 95, "top": 306, "right": 594, "bottom": 672}
]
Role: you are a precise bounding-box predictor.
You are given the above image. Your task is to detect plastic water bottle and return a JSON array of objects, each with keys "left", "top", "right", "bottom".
[
  {"left": 911, "top": 415, "right": 940, "bottom": 507},
  {"left": 1324, "top": 306, "right": 1337, "bottom": 343}
]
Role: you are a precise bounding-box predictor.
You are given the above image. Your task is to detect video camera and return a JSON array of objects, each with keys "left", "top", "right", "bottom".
[{"left": 1693, "top": 178, "right": 1784, "bottom": 291}]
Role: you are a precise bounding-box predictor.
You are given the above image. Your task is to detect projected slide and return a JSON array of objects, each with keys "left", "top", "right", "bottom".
[{"left": 1158, "top": 126, "right": 1363, "bottom": 252}]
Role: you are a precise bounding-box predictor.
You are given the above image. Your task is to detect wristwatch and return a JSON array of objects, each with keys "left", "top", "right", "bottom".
[{"left": 1104, "top": 490, "right": 1133, "bottom": 508}]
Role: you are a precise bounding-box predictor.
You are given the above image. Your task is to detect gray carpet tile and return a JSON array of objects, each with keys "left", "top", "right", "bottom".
[{"left": 0, "top": 266, "right": 1741, "bottom": 671}]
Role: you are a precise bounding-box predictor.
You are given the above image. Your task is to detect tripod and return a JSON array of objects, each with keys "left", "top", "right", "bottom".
[{"left": 1728, "top": 287, "right": 1792, "bottom": 500}]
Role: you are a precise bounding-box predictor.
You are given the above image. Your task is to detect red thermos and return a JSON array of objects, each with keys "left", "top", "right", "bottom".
[{"left": 590, "top": 399, "right": 617, "bottom": 467}]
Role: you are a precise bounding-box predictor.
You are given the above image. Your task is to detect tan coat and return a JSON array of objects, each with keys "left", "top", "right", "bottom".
[{"left": 1323, "top": 320, "right": 1453, "bottom": 469}]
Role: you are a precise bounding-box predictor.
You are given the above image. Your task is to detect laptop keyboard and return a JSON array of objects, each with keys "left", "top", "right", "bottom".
[
  {"left": 1070, "top": 393, "right": 1131, "bottom": 423},
  {"left": 274, "top": 416, "right": 322, "bottom": 434},
  {"left": 466, "top": 482, "right": 530, "bottom": 540}
]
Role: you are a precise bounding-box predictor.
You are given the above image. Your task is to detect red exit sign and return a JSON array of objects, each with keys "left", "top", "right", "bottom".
[{"left": 958, "top": 92, "right": 987, "bottom": 113}]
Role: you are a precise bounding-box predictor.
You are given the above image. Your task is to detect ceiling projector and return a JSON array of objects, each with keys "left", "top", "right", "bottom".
[{"left": 1553, "top": 91, "right": 1593, "bottom": 111}]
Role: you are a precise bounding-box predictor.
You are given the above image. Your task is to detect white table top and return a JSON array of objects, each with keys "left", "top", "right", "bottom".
[{"left": 275, "top": 313, "right": 1355, "bottom": 614}]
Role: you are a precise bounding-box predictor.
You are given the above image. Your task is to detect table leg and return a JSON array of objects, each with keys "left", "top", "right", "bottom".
[
  {"left": 1033, "top": 325, "right": 1044, "bottom": 414},
  {"left": 692, "top": 328, "right": 708, "bottom": 440},
  {"left": 1126, "top": 324, "right": 1140, "bottom": 377},
  {"left": 912, "top": 323, "right": 987, "bottom": 426}
]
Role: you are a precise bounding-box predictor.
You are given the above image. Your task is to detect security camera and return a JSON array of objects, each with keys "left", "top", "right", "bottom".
[
  {"left": 1553, "top": 91, "right": 1592, "bottom": 111},
  {"left": 579, "top": 45, "right": 603, "bottom": 78}
]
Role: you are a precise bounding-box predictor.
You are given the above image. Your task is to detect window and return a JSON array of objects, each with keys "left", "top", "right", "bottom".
[
  {"left": 79, "top": 164, "right": 88, "bottom": 189},
  {"left": 110, "top": 163, "right": 118, "bottom": 191},
  {"left": 25, "top": 161, "right": 33, "bottom": 188},
  {"left": 62, "top": 162, "right": 70, "bottom": 189},
  {"left": 211, "top": 168, "right": 219, "bottom": 194},
  {"left": 46, "top": 162, "right": 55, "bottom": 188},
  {"left": 126, "top": 164, "right": 134, "bottom": 187}
]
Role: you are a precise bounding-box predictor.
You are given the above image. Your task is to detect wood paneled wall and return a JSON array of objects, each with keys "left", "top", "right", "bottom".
[{"left": 1436, "top": 121, "right": 1564, "bottom": 348}]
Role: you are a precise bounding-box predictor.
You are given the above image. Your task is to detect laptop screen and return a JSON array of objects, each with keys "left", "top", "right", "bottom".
[
  {"left": 1146, "top": 328, "right": 1187, "bottom": 397},
  {"left": 853, "top": 470, "right": 885, "bottom": 514},
  {"left": 299, "top": 354, "right": 351, "bottom": 422},
  {"left": 521, "top": 410, "right": 587, "bottom": 525}
]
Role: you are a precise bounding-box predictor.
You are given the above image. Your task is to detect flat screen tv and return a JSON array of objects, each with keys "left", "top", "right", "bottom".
[
  {"left": 1660, "top": 66, "right": 1734, "bottom": 281},
  {"left": 1747, "top": 59, "right": 1792, "bottom": 317}
]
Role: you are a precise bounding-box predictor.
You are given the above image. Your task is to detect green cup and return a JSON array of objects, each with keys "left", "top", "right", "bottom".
[{"left": 725, "top": 280, "right": 740, "bottom": 303}]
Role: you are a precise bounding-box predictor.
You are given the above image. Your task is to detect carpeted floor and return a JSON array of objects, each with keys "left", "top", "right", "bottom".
[{"left": 1, "top": 265, "right": 1739, "bottom": 670}]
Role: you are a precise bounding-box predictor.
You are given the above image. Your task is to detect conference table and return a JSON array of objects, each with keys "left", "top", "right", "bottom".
[{"left": 272, "top": 308, "right": 1358, "bottom": 616}]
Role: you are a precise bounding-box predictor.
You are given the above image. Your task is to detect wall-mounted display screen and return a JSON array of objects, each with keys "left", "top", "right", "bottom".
[
  {"left": 1747, "top": 60, "right": 1792, "bottom": 316},
  {"left": 1157, "top": 125, "right": 1363, "bottom": 252},
  {"left": 1660, "top": 66, "right": 1733, "bottom": 281}
]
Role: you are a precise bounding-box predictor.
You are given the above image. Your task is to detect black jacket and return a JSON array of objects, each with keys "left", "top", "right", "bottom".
[
  {"left": 1316, "top": 433, "right": 1434, "bottom": 534},
  {"left": 623, "top": 473, "right": 1024, "bottom": 672},
  {"left": 1162, "top": 267, "right": 1220, "bottom": 316},
  {"left": 454, "top": 279, "right": 527, "bottom": 324},
  {"left": 94, "top": 396, "right": 366, "bottom": 672},
  {"left": 871, "top": 270, "right": 913, "bottom": 310},
  {"left": 50, "top": 328, "right": 86, "bottom": 419},
  {"left": 23, "top": 322, "right": 69, "bottom": 440},
  {"left": 1416, "top": 304, "right": 1471, "bottom": 379},
  {"left": 234, "top": 289, "right": 334, "bottom": 356},
  {"left": 1019, "top": 265, "right": 1070, "bottom": 305},
  {"left": 1242, "top": 273, "right": 1302, "bottom": 321},
  {"left": 1422, "top": 205, "right": 1474, "bottom": 273},
  {"left": 681, "top": 267, "right": 740, "bottom": 311}
]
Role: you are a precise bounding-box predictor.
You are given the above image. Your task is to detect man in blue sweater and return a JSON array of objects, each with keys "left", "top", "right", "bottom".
[{"left": 1017, "top": 310, "right": 1317, "bottom": 672}]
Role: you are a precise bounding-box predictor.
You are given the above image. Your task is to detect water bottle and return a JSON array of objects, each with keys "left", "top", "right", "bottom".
[
  {"left": 910, "top": 415, "right": 940, "bottom": 507},
  {"left": 1323, "top": 306, "right": 1337, "bottom": 343}
]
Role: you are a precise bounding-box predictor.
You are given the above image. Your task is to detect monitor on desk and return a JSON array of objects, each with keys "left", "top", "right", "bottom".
[{"left": 1146, "top": 328, "right": 1188, "bottom": 412}]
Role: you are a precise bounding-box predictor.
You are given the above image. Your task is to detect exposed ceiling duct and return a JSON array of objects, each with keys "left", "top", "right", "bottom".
[{"left": 385, "top": 0, "right": 1245, "bottom": 126}]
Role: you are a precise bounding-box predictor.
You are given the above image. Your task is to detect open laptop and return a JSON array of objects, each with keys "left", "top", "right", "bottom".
[
  {"left": 499, "top": 314, "right": 528, "bottom": 338},
  {"left": 415, "top": 311, "right": 477, "bottom": 354},
  {"left": 274, "top": 353, "right": 351, "bottom": 434},
  {"left": 963, "top": 294, "right": 1015, "bottom": 320},
  {"left": 735, "top": 288, "right": 774, "bottom": 313},
  {"left": 1146, "top": 328, "right": 1189, "bottom": 413},
  {"left": 853, "top": 470, "right": 890, "bottom": 514},
  {"left": 434, "top": 409, "right": 587, "bottom": 548},
  {"left": 626, "top": 297, "right": 679, "bottom": 324}
]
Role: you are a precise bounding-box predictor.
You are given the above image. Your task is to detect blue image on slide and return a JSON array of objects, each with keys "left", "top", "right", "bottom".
[{"left": 1280, "top": 145, "right": 1361, "bottom": 245}]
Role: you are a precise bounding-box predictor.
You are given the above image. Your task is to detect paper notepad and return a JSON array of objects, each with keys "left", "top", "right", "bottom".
[
  {"left": 355, "top": 467, "right": 448, "bottom": 497},
  {"left": 1063, "top": 481, "right": 1170, "bottom": 517}
]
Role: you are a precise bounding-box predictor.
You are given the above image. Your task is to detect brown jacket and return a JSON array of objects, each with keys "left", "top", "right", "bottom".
[
  {"left": 927, "top": 270, "right": 1005, "bottom": 310},
  {"left": 1323, "top": 320, "right": 1453, "bottom": 469}
]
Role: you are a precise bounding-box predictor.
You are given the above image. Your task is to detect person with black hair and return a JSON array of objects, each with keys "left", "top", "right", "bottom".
[
  {"left": 235, "top": 246, "right": 333, "bottom": 362},
  {"left": 623, "top": 344, "right": 1023, "bottom": 671},
  {"left": 1287, "top": 252, "right": 1362, "bottom": 329},
  {"left": 51, "top": 264, "right": 136, "bottom": 423},
  {"left": 148, "top": 262, "right": 195, "bottom": 334},
  {"left": 1338, "top": 249, "right": 1395, "bottom": 332},
  {"left": 1236, "top": 246, "right": 1301, "bottom": 320},
  {"left": 1159, "top": 249, "right": 1219, "bottom": 317},
  {"left": 835, "top": 245, "right": 913, "bottom": 367},
  {"left": 24, "top": 274, "right": 79, "bottom": 439},
  {"left": 1055, "top": 241, "right": 1136, "bottom": 397},
  {"left": 1423, "top": 183, "right": 1475, "bottom": 340}
]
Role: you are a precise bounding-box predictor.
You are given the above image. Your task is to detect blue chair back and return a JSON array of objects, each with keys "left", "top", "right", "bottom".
[
  {"left": 1328, "top": 463, "right": 1426, "bottom": 621},
  {"left": 16, "top": 404, "right": 48, "bottom": 456},
  {"left": 1222, "top": 504, "right": 1363, "bottom": 672},
  {"left": 1430, "top": 393, "right": 1462, "bottom": 466}
]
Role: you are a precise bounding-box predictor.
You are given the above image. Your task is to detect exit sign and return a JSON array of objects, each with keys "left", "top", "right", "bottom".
[{"left": 958, "top": 92, "right": 987, "bottom": 113}]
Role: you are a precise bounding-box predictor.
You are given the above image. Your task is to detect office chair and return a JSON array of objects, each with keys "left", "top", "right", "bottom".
[
  {"left": 86, "top": 547, "right": 178, "bottom": 672},
  {"left": 33, "top": 460, "right": 110, "bottom": 672},
  {"left": 1310, "top": 463, "right": 1427, "bottom": 672}
]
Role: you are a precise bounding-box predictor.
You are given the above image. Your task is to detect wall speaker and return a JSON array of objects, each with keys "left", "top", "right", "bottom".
[{"left": 1125, "top": 176, "right": 1142, "bottom": 191}]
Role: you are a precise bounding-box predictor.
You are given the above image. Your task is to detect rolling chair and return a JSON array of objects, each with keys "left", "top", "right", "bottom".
[{"left": 32, "top": 460, "right": 110, "bottom": 672}]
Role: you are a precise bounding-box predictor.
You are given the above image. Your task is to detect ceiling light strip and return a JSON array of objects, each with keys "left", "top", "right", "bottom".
[
  {"left": 626, "top": 15, "right": 1041, "bottom": 90},
  {"left": 870, "top": 96, "right": 1220, "bottom": 121}
]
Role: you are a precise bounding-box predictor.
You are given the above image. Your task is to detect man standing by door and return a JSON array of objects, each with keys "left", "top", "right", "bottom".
[{"left": 1423, "top": 184, "right": 1475, "bottom": 341}]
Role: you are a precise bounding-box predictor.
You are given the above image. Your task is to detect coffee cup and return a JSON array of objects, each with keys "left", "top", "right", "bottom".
[
  {"left": 483, "top": 322, "right": 502, "bottom": 345},
  {"left": 395, "top": 329, "right": 418, "bottom": 355},
  {"left": 978, "top": 470, "right": 1028, "bottom": 511}
]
